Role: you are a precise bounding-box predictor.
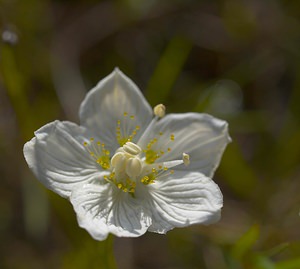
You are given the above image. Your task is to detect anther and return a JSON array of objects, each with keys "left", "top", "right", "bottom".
[
  {"left": 154, "top": 104, "right": 166, "bottom": 118},
  {"left": 183, "top": 153, "right": 190, "bottom": 166},
  {"left": 123, "top": 142, "right": 141, "bottom": 156},
  {"left": 111, "top": 152, "right": 126, "bottom": 168},
  {"left": 126, "top": 157, "right": 142, "bottom": 178}
]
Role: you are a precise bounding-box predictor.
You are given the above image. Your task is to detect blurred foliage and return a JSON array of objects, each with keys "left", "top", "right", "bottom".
[{"left": 1, "top": 0, "right": 300, "bottom": 268}]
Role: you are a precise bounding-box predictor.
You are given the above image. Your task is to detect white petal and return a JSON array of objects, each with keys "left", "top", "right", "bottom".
[
  {"left": 71, "top": 183, "right": 152, "bottom": 238},
  {"left": 139, "top": 113, "right": 231, "bottom": 178},
  {"left": 75, "top": 196, "right": 109, "bottom": 241},
  {"left": 23, "top": 120, "right": 105, "bottom": 198},
  {"left": 146, "top": 171, "right": 223, "bottom": 234},
  {"left": 79, "top": 68, "right": 153, "bottom": 152}
]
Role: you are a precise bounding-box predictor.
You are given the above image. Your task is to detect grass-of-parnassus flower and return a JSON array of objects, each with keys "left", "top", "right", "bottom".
[{"left": 23, "top": 68, "right": 231, "bottom": 240}]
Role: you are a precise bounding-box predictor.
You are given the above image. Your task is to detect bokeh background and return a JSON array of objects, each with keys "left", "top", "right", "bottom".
[{"left": 1, "top": 0, "right": 300, "bottom": 268}]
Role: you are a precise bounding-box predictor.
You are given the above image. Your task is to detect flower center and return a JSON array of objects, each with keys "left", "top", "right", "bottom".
[
  {"left": 84, "top": 105, "right": 190, "bottom": 196},
  {"left": 111, "top": 142, "right": 143, "bottom": 179},
  {"left": 102, "top": 142, "right": 143, "bottom": 194}
]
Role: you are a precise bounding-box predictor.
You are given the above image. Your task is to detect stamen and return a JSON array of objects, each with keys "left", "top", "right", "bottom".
[
  {"left": 125, "top": 157, "right": 142, "bottom": 178},
  {"left": 123, "top": 142, "right": 141, "bottom": 156},
  {"left": 153, "top": 104, "right": 166, "bottom": 118},
  {"left": 183, "top": 153, "right": 190, "bottom": 166}
]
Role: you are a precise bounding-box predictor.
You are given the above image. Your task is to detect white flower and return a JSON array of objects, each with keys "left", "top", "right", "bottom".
[{"left": 23, "top": 68, "right": 231, "bottom": 240}]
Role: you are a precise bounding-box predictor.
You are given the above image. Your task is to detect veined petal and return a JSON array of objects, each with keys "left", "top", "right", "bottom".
[
  {"left": 75, "top": 196, "right": 109, "bottom": 241},
  {"left": 146, "top": 171, "right": 223, "bottom": 234},
  {"left": 140, "top": 113, "right": 231, "bottom": 178},
  {"left": 71, "top": 183, "right": 152, "bottom": 238},
  {"left": 23, "top": 120, "right": 106, "bottom": 198},
  {"left": 79, "top": 68, "right": 153, "bottom": 151}
]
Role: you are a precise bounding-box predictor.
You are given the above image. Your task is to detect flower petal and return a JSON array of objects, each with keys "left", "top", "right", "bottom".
[
  {"left": 139, "top": 113, "right": 231, "bottom": 178},
  {"left": 75, "top": 198, "right": 109, "bottom": 241},
  {"left": 79, "top": 68, "right": 153, "bottom": 151},
  {"left": 146, "top": 171, "right": 223, "bottom": 234},
  {"left": 71, "top": 183, "right": 152, "bottom": 238},
  {"left": 23, "top": 120, "right": 105, "bottom": 198}
]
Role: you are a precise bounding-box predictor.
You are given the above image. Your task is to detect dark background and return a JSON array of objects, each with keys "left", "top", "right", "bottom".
[{"left": 1, "top": 0, "right": 300, "bottom": 268}]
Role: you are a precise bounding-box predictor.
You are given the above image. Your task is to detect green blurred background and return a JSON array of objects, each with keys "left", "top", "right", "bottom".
[{"left": 1, "top": 0, "right": 300, "bottom": 268}]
